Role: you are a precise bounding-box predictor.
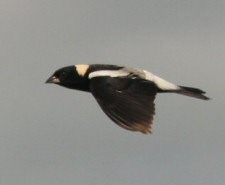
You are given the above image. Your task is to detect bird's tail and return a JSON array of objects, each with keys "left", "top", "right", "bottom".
[{"left": 175, "top": 86, "right": 210, "bottom": 100}]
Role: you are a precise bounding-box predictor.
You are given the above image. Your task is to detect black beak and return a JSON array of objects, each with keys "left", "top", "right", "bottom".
[{"left": 45, "top": 76, "right": 60, "bottom": 84}]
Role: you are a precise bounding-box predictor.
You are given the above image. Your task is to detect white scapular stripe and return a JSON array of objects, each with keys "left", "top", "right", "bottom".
[
  {"left": 89, "top": 68, "right": 180, "bottom": 91},
  {"left": 89, "top": 70, "right": 129, "bottom": 79},
  {"left": 143, "top": 70, "right": 180, "bottom": 90}
]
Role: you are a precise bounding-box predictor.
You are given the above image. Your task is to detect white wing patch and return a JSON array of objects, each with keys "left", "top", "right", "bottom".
[
  {"left": 89, "top": 70, "right": 129, "bottom": 79},
  {"left": 143, "top": 70, "right": 180, "bottom": 90},
  {"left": 88, "top": 67, "right": 180, "bottom": 91},
  {"left": 75, "top": 64, "right": 89, "bottom": 76}
]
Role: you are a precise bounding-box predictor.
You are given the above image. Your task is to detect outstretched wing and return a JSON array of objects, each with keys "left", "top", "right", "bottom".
[{"left": 90, "top": 76, "right": 157, "bottom": 134}]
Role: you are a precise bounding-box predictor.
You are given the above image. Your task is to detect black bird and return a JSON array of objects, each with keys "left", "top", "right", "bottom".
[{"left": 46, "top": 64, "right": 209, "bottom": 134}]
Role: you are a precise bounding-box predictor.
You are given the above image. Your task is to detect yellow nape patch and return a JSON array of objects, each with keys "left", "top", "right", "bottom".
[{"left": 75, "top": 64, "right": 89, "bottom": 76}]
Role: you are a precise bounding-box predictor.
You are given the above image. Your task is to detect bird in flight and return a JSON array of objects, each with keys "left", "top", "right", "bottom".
[{"left": 46, "top": 64, "right": 209, "bottom": 134}]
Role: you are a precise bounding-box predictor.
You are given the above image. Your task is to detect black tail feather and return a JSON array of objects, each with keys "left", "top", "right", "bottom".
[{"left": 176, "top": 86, "right": 210, "bottom": 100}]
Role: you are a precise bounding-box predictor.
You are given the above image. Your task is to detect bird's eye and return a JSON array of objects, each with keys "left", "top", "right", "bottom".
[{"left": 61, "top": 71, "right": 66, "bottom": 77}]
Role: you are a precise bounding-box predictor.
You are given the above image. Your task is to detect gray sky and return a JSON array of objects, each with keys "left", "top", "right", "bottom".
[{"left": 1, "top": 1, "right": 225, "bottom": 185}]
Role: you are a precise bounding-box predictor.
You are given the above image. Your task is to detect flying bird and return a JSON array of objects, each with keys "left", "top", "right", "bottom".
[{"left": 46, "top": 64, "right": 209, "bottom": 134}]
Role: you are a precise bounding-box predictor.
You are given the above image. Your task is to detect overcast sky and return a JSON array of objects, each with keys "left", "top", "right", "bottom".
[{"left": 1, "top": 1, "right": 225, "bottom": 185}]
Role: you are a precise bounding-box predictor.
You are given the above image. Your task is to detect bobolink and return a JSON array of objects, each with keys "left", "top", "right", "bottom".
[{"left": 46, "top": 64, "right": 209, "bottom": 134}]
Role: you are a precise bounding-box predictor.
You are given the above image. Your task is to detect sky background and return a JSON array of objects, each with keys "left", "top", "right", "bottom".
[{"left": 1, "top": 1, "right": 225, "bottom": 185}]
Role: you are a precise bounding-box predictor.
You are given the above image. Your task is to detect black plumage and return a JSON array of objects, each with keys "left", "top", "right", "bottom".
[
  {"left": 46, "top": 64, "right": 209, "bottom": 134},
  {"left": 90, "top": 77, "right": 157, "bottom": 133}
]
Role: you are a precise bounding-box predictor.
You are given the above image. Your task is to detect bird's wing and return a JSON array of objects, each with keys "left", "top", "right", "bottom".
[{"left": 89, "top": 76, "right": 157, "bottom": 134}]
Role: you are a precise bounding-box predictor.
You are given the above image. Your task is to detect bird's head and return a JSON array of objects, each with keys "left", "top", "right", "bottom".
[{"left": 46, "top": 65, "right": 90, "bottom": 92}]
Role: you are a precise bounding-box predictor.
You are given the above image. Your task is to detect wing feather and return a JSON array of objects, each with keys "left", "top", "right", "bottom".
[{"left": 90, "top": 76, "right": 157, "bottom": 134}]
